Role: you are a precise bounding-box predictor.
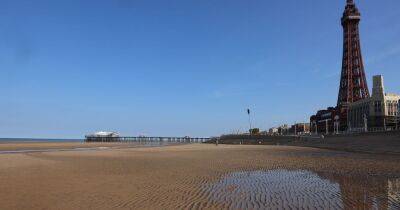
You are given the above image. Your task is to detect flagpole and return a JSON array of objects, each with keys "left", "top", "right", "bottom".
[{"left": 247, "top": 109, "right": 252, "bottom": 135}]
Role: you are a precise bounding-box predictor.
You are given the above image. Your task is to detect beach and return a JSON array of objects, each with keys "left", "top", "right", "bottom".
[
  {"left": 0, "top": 141, "right": 172, "bottom": 153},
  {"left": 1, "top": 143, "right": 399, "bottom": 209}
]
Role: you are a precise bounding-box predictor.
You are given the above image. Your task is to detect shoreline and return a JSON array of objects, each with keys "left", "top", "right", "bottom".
[{"left": 0, "top": 141, "right": 183, "bottom": 154}]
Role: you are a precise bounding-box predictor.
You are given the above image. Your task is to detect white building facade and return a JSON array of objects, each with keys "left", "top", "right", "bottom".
[{"left": 348, "top": 75, "right": 400, "bottom": 131}]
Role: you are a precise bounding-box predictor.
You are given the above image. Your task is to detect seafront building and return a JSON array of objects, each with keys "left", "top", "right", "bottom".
[
  {"left": 289, "top": 123, "right": 310, "bottom": 135},
  {"left": 310, "top": 75, "right": 400, "bottom": 134},
  {"left": 277, "top": 125, "right": 289, "bottom": 135},
  {"left": 310, "top": 108, "right": 338, "bottom": 134},
  {"left": 348, "top": 75, "right": 400, "bottom": 131},
  {"left": 268, "top": 123, "right": 309, "bottom": 136},
  {"left": 268, "top": 127, "right": 279, "bottom": 135},
  {"left": 267, "top": 125, "right": 289, "bottom": 136}
]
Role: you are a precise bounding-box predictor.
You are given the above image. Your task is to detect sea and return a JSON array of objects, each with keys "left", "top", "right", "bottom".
[{"left": 0, "top": 138, "right": 84, "bottom": 143}]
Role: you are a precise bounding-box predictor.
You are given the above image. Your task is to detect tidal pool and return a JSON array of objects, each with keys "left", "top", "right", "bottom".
[{"left": 204, "top": 170, "right": 400, "bottom": 209}]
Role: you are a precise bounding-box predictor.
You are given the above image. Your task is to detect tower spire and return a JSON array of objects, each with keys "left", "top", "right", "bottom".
[{"left": 337, "top": 0, "right": 369, "bottom": 130}]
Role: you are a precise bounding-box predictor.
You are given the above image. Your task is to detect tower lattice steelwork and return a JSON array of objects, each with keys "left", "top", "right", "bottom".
[{"left": 337, "top": 0, "right": 369, "bottom": 129}]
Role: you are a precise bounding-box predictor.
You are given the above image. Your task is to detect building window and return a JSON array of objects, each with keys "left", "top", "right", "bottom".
[
  {"left": 388, "top": 101, "right": 397, "bottom": 116},
  {"left": 354, "top": 78, "right": 360, "bottom": 86},
  {"left": 374, "top": 101, "right": 382, "bottom": 113},
  {"left": 398, "top": 100, "right": 400, "bottom": 115}
]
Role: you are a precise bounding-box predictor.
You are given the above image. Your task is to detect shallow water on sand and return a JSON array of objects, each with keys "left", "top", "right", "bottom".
[
  {"left": 0, "top": 141, "right": 180, "bottom": 154},
  {"left": 204, "top": 170, "right": 400, "bottom": 209}
]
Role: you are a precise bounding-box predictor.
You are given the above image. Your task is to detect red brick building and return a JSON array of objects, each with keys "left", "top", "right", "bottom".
[{"left": 310, "top": 107, "right": 339, "bottom": 135}]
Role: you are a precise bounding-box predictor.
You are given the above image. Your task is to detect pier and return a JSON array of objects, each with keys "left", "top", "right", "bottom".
[{"left": 85, "top": 136, "right": 210, "bottom": 143}]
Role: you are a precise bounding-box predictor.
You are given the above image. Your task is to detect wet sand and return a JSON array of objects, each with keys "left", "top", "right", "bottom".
[
  {"left": 0, "top": 142, "right": 170, "bottom": 151},
  {"left": 0, "top": 144, "right": 399, "bottom": 209}
]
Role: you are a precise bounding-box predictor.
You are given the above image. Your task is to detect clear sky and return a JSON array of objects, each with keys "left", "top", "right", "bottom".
[{"left": 1, "top": 0, "right": 399, "bottom": 138}]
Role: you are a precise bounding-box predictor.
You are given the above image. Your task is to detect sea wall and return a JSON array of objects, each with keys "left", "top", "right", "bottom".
[{"left": 212, "top": 131, "right": 400, "bottom": 155}]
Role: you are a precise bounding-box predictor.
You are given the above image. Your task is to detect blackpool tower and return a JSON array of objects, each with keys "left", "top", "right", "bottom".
[{"left": 337, "top": 0, "right": 370, "bottom": 129}]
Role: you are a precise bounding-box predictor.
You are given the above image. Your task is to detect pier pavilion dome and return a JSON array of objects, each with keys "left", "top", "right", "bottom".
[{"left": 86, "top": 131, "right": 119, "bottom": 138}]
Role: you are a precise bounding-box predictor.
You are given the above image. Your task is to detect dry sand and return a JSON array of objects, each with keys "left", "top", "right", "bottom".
[{"left": 0, "top": 143, "right": 399, "bottom": 209}]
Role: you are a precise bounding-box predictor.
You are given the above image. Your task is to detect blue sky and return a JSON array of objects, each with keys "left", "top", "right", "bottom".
[{"left": 1, "top": 0, "right": 399, "bottom": 138}]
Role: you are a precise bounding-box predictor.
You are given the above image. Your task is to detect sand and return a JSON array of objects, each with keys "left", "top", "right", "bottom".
[
  {"left": 0, "top": 143, "right": 399, "bottom": 209},
  {"left": 0, "top": 142, "right": 162, "bottom": 152}
]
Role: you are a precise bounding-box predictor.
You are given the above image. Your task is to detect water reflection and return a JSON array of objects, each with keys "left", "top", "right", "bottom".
[
  {"left": 204, "top": 170, "right": 400, "bottom": 209},
  {"left": 316, "top": 171, "right": 400, "bottom": 209}
]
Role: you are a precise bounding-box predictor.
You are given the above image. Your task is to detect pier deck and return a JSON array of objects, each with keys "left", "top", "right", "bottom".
[{"left": 85, "top": 136, "right": 210, "bottom": 143}]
